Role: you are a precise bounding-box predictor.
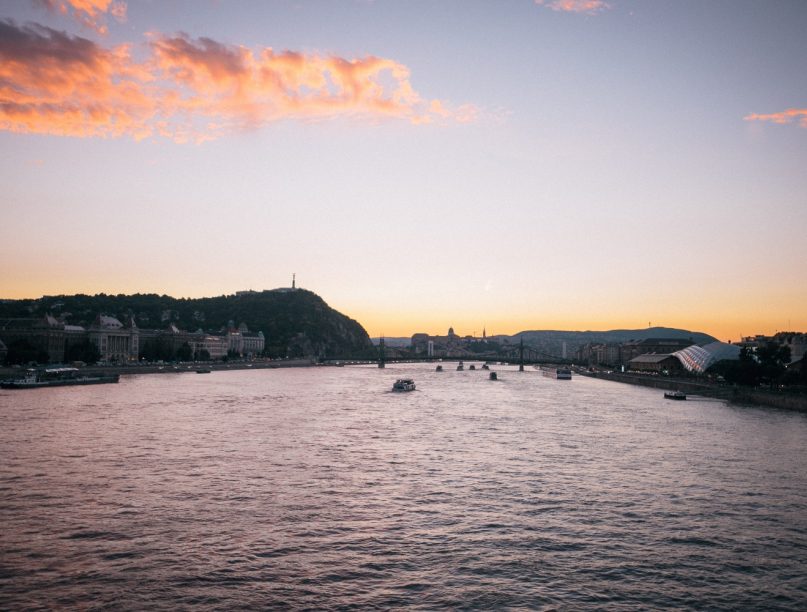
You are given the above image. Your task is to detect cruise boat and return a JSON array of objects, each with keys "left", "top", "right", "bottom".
[
  {"left": 1, "top": 368, "right": 120, "bottom": 389},
  {"left": 664, "top": 391, "right": 686, "bottom": 400},
  {"left": 392, "top": 378, "right": 416, "bottom": 392},
  {"left": 539, "top": 366, "right": 572, "bottom": 380}
]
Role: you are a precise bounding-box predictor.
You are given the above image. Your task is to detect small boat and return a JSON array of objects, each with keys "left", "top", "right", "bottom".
[
  {"left": 392, "top": 378, "right": 416, "bottom": 392},
  {"left": 1, "top": 367, "right": 119, "bottom": 389},
  {"left": 457, "top": 361, "right": 464, "bottom": 371},
  {"left": 435, "top": 365, "right": 443, "bottom": 372},
  {"left": 469, "top": 364, "right": 476, "bottom": 370},
  {"left": 664, "top": 391, "right": 686, "bottom": 400},
  {"left": 196, "top": 368, "right": 212, "bottom": 374},
  {"left": 489, "top": 371, "right": 498, "bottom": 380},
  {"left": 540, "top": 366, "right": 572, "bottom": 380},
  {"left": 481, "top": 364, "right": 490, "bottom": 370}
]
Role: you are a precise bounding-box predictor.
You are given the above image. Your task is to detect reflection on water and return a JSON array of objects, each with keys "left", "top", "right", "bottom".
[{"left": 1, "top": 364, "right": 806, "bottom": 608}]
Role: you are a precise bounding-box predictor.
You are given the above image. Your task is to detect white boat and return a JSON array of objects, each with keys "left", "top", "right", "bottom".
[
  {"left": 664, "top": 391, "right": 686, "bottom": 400},
  {"left": 540, "top": 366, "right": 572, "bottom": 380},
  {"left": 392, "top": 378, "right": 416, "bottom": 392}
]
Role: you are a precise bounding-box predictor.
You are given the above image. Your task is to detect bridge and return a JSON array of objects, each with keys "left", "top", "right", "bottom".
[{"left": 322, "top": 340, "right": 572, "bottom": 369}]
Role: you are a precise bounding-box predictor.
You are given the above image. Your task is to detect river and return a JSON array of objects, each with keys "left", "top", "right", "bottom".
[{"left": 1, "top": 363, "right": 806, "bottom": 609}]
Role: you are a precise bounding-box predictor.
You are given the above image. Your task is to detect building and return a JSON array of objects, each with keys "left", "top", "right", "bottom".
[
  {"left": 736, "top": 333, "right": 805, "bottom": 365},
  {"left": 620, "top": 338, "right": 697, "bottom": 365},
  {"left": 87, "top": 315, "right": 139, "bottom": 363},
  {"left": 225, "top": 322, "right": 265, "bottom": 357},
  {"left": 587, "top": 343, "right": 621, "bottom": 366},
  {"left": 1, "top": 311, "right": 266, "bottom": 364},
  {"left": 410, "top": 327, "right": 482, "bottom": 357},
  {"left": 774, "top": 332, "right": 807, "bottom": 363},
  {"left": 628, "top": 354, "right": 683, "bottom": 373},
  {"left": 189, "top": 330, "right": 229, "bottom": 360},
  {"left": 0, "top": 315, "right": 68, "bottom": 363},
  {"left": 241, "top": 330, "right": 265, "bottom": 357},
  {"left": 672, "top": 341, "right": 741, "bottom": 374}
]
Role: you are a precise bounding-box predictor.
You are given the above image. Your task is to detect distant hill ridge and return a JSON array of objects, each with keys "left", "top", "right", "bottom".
[
  {"left": 373, "top": 327, "right": 717, "bottom": 356},
  {"left": 509, "top": 327, "right": 717, "bottom": 358},
  {"left": 514, "top": 327, "right": 717, "bottom": 345},
  {"left": 0, "top": 289, "right": 374, "bottom": 358}
]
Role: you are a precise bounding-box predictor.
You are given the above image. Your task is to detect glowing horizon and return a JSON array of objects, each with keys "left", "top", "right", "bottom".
[{"left": 2, "top": 280, "right": 802, "bottom": 344}]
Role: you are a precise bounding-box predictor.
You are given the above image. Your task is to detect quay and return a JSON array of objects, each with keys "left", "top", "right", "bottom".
[
  {"left": 580, "top": 369, "right": 807, "bottom": 412},
  {"left": 0, "top": 358, "right": 317, "bottom": 383}
]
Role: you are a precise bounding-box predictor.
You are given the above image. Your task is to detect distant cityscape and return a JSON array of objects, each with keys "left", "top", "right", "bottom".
[
  {"left": 386, "top": 327, "right": 806, "bottom": 378},
  {"left": 0, "top": 289, "right": 804, "bottom": 389}
]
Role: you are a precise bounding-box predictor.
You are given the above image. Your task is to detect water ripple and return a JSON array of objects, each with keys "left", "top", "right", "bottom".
[{"left": 1, "top": 364, "right": 806, "bottom": 609}]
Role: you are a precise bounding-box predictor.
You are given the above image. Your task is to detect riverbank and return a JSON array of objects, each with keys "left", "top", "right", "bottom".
[
  {"left": 0, "top": 358, "right": 317, "bottom": 382},
  {"left": 580, "top": 370, "right": 807, "bottom": 412}
]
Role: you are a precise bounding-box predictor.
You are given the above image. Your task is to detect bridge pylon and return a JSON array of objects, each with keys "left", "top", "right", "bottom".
[{"left": 519, "top": 337, "right": 525, "bottom": 372}]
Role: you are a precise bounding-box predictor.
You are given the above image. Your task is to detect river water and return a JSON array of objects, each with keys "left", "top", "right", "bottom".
[{"left": 1, "top": 363, "right": 806, "bottom": 609}]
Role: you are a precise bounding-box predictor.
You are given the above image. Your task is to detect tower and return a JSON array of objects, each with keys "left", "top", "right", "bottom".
[{"left": 292, "top": 273, "right": 296, "bottom": 289}]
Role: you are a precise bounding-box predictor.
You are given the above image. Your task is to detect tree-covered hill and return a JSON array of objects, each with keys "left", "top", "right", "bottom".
[{"left": 0, "top": 290, "right": 374, "bottom": 358}]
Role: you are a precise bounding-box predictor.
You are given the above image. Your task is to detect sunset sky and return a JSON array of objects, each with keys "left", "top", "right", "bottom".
[{"left": 1, "top": 0, "right": 805, "bottom": 341}]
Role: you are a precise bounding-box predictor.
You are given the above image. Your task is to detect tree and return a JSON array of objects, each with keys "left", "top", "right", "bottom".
[
  {"left": 196, "top": 348, "right": 211, "bottom": 361},
  {"left": 66, "top": 340, "right": 101, "bottom": 364},
  {"left": 176, "top": 342, "right": 192, "bottom": 361},
  {"left": 5, "top": 339, "right": 41, "bottom": 365},
  {"left": 723, "top": 347, "right": 761, "bottom": 387},
  {"left": 139, "top": 337, "right": 174, "bottom": 362},
  {"left": 757, "top": 342, "right": 791, "bottom": 387}
]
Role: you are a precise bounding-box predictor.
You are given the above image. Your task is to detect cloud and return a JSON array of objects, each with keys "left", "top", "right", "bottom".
[
  {"left": 0, "top": 21, "right": 475, "bottom": 143},
  {"left": 744, "top": 108, "right": 807, "bottom": 129},
  {"left": 34, "top": 0, "right": 127, "bottom": 35},
  {"left": 149, "top": 33, "right": 466, "bottom": 129},
  {"left": 535, "top": 0, "right": 611, "bottom": 14},
  {"left": 0, "top": 20, "right": 155, "bottom": 139}
]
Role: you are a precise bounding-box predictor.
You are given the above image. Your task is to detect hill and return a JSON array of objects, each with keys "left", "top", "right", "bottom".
[
  {"left": 0, "top": 290, "right": 374, "bottom": 359},
  {"left": 506, "top": 327, "right": 717, "bottom": 358}
]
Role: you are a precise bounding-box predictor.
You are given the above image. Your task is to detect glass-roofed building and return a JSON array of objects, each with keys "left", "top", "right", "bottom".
[{"left": 672, "top": 341, "right": 741, "bottom": 374}]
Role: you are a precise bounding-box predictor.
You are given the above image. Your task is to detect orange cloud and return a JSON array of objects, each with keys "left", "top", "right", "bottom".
[
  {"left": 150, "top": 33, "right": 465, "bottom": 129},
  {"left": 34, "top": 0, "right": 127, "bottom": 35},
  {"left": 0, "top": 21, "right": 475, "bottom": 143},
  {"left": 535, "top": 0, "right": 610, "bottom": 14},
  {"left": 0, "top": 20, "right": 155, "bottom": 139},
  {"left": 744, "top": 108, "right": 807, "bottom": 128}
]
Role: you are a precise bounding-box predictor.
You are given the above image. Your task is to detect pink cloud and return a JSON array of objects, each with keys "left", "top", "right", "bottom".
[
  {"left": 0, "top": 21, "right": 476, "bottom": 143},
  {"left": 34, "top": 0, "right": 127, "bottom": 35},
  {"left": 744, "top": 108, "right": 807, "bottom": 129},
  {"left": 0, "top": 21, "right": 155, "bottom": 139},
  {"left": 535, "top": 0, "right": 611, "bottom": 14}
]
